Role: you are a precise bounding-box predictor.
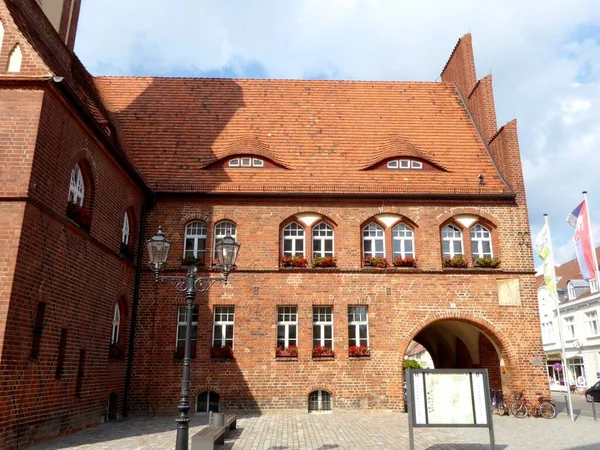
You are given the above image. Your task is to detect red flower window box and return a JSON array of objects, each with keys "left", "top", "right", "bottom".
[
  {"left": 109, "top": 343, "right": 125, "bottom": 360},
  {"left": 474, "top": 256, "right": 501, "bottom": 268},
  {"left": 392, "top": 256, "right": 416, "bottom": 267},
  {"left": 66, "top": 202, "right": 92, "bottom": 231},
  {"left": 349, "top": 345, "right": 370, "bottom": 357},
  {"left": 363, "top": 256, "right": 388, "bottom": 268},
  {"left": 211, "top": 345, "right": 234, "bottom": 359},
  {"left": 442, "top": 255, "right": 468, "bottom": 268},
  {"left": 174, "top": 345, "right": 197, "bottom": 359},
  {"left": 312, "top": 256, "right": 337, "bottom": 268},
  {"left": 276, "top": 345, "right": 298, "bottom": 357},
  {"left": 281, "top": 255, "right": 309, "bottom": 268},
  {"left": 312, "top": 345, "right": 335, "bottom": 358}
]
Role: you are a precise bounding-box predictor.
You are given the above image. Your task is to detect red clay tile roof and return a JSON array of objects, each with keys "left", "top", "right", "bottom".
[
  {"left": 94, "top": 76, "right": 514, "bottom": 196},
  {"left": 536, "top": 246, "right": 600, "bottom": 301}
]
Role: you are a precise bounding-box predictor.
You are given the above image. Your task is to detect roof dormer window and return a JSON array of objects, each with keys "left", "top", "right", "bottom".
[
  {"left": 385, "top": 159, "right": 423, "bottom": 170},
  {"left": 567, "top": 282, "right": 576, "bottom": 301},
  {"left": 228, "top": 157, "right": 265, "bottom": 168}
]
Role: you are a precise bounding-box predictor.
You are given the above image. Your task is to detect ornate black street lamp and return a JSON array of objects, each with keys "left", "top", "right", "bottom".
[{"left": 146, "top": 226, "right": 240, "bottom": 450}]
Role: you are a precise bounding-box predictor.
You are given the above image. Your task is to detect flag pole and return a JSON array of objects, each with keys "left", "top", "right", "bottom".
[
  {"left": 544, "top": 214, "right": 574, "bottom": 422},
  {"left": 582, "top": 191, "right": 599, "bottom": 292}
]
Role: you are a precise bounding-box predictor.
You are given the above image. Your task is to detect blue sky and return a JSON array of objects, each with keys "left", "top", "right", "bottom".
[{"left": 75, "top": 0, "right": 600, "bottom": 266}]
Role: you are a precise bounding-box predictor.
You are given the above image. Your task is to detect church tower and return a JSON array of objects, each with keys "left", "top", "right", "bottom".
[{"left": 35, "top": 0, "right": 81, "bottom": 50}]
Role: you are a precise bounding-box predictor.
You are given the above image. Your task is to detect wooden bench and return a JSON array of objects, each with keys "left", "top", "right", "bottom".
[
  {"left": 225, "top": 413, "right": 237, "bottom": 431},
  {"left": 191, "top": 425, "right": 225, "bottom": 450}
]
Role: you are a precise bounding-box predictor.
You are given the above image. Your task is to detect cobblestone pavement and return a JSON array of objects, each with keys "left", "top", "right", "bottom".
[{"left": 29, "top": 409, "right": 600, "bottom": 450}]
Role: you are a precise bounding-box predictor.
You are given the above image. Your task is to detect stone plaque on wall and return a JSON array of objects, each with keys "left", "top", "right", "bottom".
[{"left": 497, "top": 279, "right": 521, "bottom": 306}]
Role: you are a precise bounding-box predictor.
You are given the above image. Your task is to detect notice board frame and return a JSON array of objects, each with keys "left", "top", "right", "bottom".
[{"left": 406, "top": 368, "right": 495, "bottom": 450}]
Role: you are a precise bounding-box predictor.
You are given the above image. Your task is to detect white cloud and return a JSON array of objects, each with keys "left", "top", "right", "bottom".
[{"left": 75, "top": 0, "right": 600, "bottom": 264}]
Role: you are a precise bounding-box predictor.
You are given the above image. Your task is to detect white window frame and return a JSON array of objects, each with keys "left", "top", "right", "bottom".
[
  {"left": 309, "top": 390, "right": 332, "bottom": 412},
  {"left": 363, "top": 223, "right": 385, "bottom": 258},
  {"left": 283, "top": 222, "right": 305, "bottom": 257},
  {"left": 399, "top": 160, "right": 410, "bottom": 169},
  {"left": 590, "top": 279, "right": 599, "bottom": 294},
  {"left": 411, "top": 160, "right": 423, "bottom": 169},
  {"left": 442, "top": 224, "right": 463, "bottom": 258},
  {"left": 387, "top": 160, "right": 398, "bottom": 169},
  {"left": 252, "top": 158, "right": 264, "bottom": 167},
  {"left": 312, "top": 222, "right": 334, "bottom": 258},
  {"left": 213, "top": 306, "right": 235, "bottom": 348},
  {"left": 69, "top": 164, "right": 85, "bottom": 206},
  {"left": 585, "top": 311, "right": 600, "bottom": 337},
  {"left": 241, "top": 157, "right": 252, "bottom": 167},
  {"left": 470, "top": 224, "right": 493, "bottom": 259},
  {"left": 348, "top": 306, "right": 369, "bottom": 347},
  {"left": 229, "top": 158, "right": 240, "bottom": 167},
  {"left": 541, "top": 321, "right": 554, "bottom": 343},
  {"left": 567, "top": 283, "right": 576, "bottom": 301},
  {"left": 213, "top": 221, "right": 237, "bottom": 259},
  {"left": 313, "top": 306, "right": 333, "bottom": 349},
  {"left": 111, "top": 304, "right": 121, "bottom": 344},
  {"left": 176, "top": 306, "right": 198, "bottom": 349},
  {"left": 183, "top": 221, "right": 207, "bottom": 260},
  {"left": 277, "top": 306, "right": 298, "bottom": 348},
  {"left": 122, "top": 212, "right": 130, "bottom": 245},
  {"left": 563, "top": 316, "right": 576, "bottom": 340},
  {"left": 392, "top": 223, "right": 414, "bottom": 258}
]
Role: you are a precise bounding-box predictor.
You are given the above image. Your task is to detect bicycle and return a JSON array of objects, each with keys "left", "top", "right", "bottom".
[
  {"left": 510, "top": 392, "right": 555, "bottom": 419},
  {"left": 490, "top": 388, "right": 508, "bottom": 416}
]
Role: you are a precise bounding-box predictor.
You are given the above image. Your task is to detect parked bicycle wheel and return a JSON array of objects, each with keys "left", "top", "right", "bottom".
[
  {"left": 510, "top": 401, "right": 528, "bottom": 418},
  {"left": 539, "top": 401, "right": 556, "bottom": 419}
]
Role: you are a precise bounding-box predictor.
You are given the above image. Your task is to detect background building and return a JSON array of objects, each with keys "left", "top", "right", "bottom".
[
  {"left": 0, "top": 1, "right": 548, "bottom": 448},
  {"left": 537, "top": 247, "right": 600, "bottom": 392}
]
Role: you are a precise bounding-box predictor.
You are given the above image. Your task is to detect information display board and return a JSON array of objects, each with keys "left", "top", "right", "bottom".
[{"left": 407, "top": 369, "right": 495, "bottom": 450}]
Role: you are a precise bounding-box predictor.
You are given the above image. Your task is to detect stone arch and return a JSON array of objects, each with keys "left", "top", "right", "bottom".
[{"left": 436, "top": 208, "right": 500, "bottom": 229}]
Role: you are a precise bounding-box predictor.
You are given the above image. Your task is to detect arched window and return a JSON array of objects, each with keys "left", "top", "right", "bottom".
[
  {"left": 196, "top": 391, "right": 220, "bottom": 413},
  {"left": 68, "top": 164, "right": 85, "bottom": 206},
  {"left": 470, "top": 224, "right": 492, "bottom": 259},
  {"left": 214, "top": 221, "right": 237, "bottom": 259},
  {"left": 567, "top": 282, "right": 576, "bottom": 301},
  {"left": 441, "top": 224, "right": 463, "bottom": 258},
  {"left": 122, "top": 212, "right": 130, "bottom": 245},
  {"left": 283, "top": 222, "right": 305, "bottom": 256},
  {"left": 184, "top": 221, "right": 207, "bottom": 262},
  {"left": 7, "top": 44, "right": 22, "bottom": 73},
  {"left": 309, "top": 390, "right": 332, "bottom": 412},
  {"left": 111, "top": 304, "right": 121, "bottom": 344},
  {"left": 392, "top": 223, "right": 414, "bottom": 258},
  {"left": 363, "top": 223, "right": 385, "bottom": 258},
  {"left": 312, "top": 222, "right": 334, "bottom": 258}
]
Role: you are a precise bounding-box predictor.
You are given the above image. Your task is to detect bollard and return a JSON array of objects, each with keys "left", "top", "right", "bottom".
[
  {"left": 564, "top": 395, "right": 570, "bottom": 416},
  {"left": 592, "top": 400, "right": 597, "bottom": 421}
]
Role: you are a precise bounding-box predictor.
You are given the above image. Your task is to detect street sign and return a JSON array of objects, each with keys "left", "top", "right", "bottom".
[{"left": 553, "top": 362, "right": 562, "bottom": 372}]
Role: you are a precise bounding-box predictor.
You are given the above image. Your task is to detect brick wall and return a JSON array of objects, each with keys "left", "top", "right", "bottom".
[
  {"left": 0, "top": 87, "right": 145, "bottom": 449},
  {"left": 128, "top": 198, "right": 547, "bottom": 414}
]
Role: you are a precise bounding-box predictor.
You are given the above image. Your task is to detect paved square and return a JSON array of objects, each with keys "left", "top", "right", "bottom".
[{"left": 29, "top": 407, "right": 600, "bottom": 450}]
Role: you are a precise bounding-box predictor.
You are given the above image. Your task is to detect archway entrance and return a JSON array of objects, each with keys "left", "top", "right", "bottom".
[{"left": 409, "top": 319, "right": 504, "bottom": 390}]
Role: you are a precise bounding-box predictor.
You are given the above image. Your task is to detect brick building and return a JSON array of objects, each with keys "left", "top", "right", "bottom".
[{"left": 0, "top": 1, "right": 549, "bottom": 448}]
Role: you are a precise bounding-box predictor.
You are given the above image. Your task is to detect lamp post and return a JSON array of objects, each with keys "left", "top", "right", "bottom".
[{"left": 146, "top": 226, "right": 240, "bottom": 450}]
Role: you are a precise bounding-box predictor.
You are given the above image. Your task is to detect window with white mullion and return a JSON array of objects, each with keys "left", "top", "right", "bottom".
[
  {"left": 348, "top": 306, "right": 368, "bottom": 347},
  {"left": 541, "top": 321, "right": 554, "bottom": 343},
  {"left": 277, "top": 306, "right": 298, "bottom": 348},
  {"left": 176, "top": 306, "right": 198, "bottom": 349},
  {"left": 111, "top": 304, "right": 121, "bottom": 344},
  {"left": 312, "top": 223, "right": 334, "bottom": 258},
  {"left": 392, "top": 223, "right": 414, "bottom": 258},
  {"left": 442, "top": 224, "right": 463, "bottom": 258},
  {"left": 563, "top": 316, "right": 576, "bottom": 340},
  {"left": 184, "top": 221, "right": 207, "bottom": 260},
  {"left": 312, "top": 306, "right": 333, "bottom": 348},
  {"left": 213, "top": 306, "right": 235, "bottom": 348},
  {"left": 69, "top": 164, "right": 85, "bottom": 206},
  {"left": 122, "top": 213, "right": 130, "bottom": 245},
  {"left": 283, "top": 222, "right": 305, "bottom": 256},
  {"left": 363, "top": 223, "right": 385, "bottom": 258},
  {"left": 213, "top": 221, "right": 237, "bottom": 259},
  {"left": 470, "top": 224, "right": 492, "bottom": 259},
  {"left": 585, "top": 311, "right": 599, "bottom": 337}
]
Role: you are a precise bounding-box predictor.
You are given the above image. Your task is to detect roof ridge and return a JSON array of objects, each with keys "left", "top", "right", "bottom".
[{"left": 94, "top": 75, "right": 446, "bottom": 84}]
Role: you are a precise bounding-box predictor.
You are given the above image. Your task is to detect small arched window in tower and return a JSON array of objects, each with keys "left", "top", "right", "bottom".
[
  {"left": 441, "top": 224, "right": 463, "bottom": 258},
  {"left": 111, "top": 304, "right": 121, "bottom": 345},
  {"left": 7, "top": 44, "right": 23, "bottom": 73},
  {"left": 196, "top": 391, "right": 220, "bottom": 413},
  {"left": 308, "top": 390, "right": 332, "bottom": 412},
  {"left": 69, "top": 164, "right": 85, "bottom": 206}
]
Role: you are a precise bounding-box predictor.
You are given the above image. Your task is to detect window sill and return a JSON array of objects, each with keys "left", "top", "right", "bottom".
[
  {"left": 586, "top": 334, "right": 600, "bottom": 340},
  {"left": 276, "top": 355, "right": 298, "bottom": 360},
  {"left": 312, "top": 355, "right": 335, "bottom": 359},
  {"left": 348, "top": 354, "right": 370, "bottom": 358}
]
